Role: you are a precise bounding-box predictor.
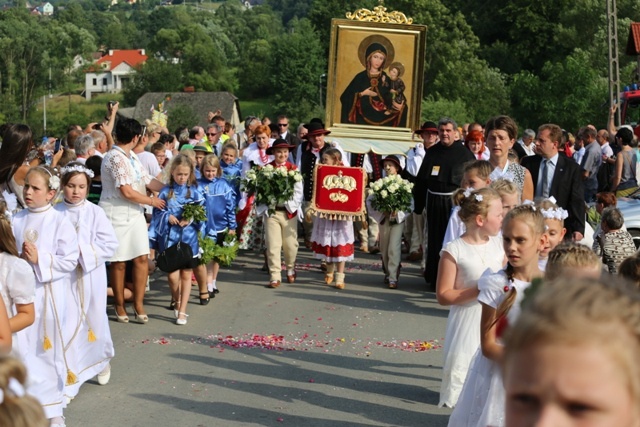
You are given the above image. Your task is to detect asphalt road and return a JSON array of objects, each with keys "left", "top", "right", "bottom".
[{"left": 65, "top": 247, "right": 452, "bottom": 427}]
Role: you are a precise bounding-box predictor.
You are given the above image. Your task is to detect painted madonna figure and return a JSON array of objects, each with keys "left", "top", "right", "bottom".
[{"left": 339, "top": 35, "right": 408, "bottom": 128}]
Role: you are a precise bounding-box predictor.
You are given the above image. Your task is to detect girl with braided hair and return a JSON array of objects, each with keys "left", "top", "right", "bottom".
[
  {"left": 448, "top": 204, "right": 547, "bottom": 427},
  {"left": 436, "top": 187, "right": 505, "bottom": 408}
]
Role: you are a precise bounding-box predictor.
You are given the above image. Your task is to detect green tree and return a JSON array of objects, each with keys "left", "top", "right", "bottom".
[
  {"left": 270, "top": 18, "right": 326, "bottom": 122},
  {"left": 123, "top": 58, "right": 184, "bottom": 105},
  {"left": 510, "top": 48, "right": 608, "bottom": 131},
  {"left": 0, "top": 9, "right": 50, "bottom": 121},
  {"left": 167, "top": 103, "right": 198, "bottom": 131}
]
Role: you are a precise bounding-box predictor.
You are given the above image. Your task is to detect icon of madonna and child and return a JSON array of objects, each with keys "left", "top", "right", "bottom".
[{"left": 340, "top": 35, "right": 408, "bottom": 128}]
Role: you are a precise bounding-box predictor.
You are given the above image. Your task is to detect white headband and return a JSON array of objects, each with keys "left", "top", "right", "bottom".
[{"left": 61, "top": 164, "right": 95, "bottom": 179}]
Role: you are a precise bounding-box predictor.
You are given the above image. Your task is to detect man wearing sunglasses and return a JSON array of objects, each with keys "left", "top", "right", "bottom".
[
  {"left": 204, "top": 124, "right": 223, "bottom": 156},
  {"left": 276, "top": 115, "right": 301, "bottom": 159}
]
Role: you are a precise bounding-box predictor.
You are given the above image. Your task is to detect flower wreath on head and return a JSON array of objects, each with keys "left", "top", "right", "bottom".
[
  {"left": 61, "top": 164, "right": 95, "bottom": 179},
  {"left": 539, "top": 196, "right": 568, "bottom": 221},
  {"left": 541, "top": 206, "right": 568, "bottom": 221}
]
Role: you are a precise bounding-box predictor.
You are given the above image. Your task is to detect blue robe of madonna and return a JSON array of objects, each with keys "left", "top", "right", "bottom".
[{"left": 149, "top": 184, "right": 205, "bottom": 255}]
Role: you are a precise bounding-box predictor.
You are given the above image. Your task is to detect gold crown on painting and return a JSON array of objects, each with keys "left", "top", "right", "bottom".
[{"left": 346, "top": 1, "right": 413, "bottom": 25}]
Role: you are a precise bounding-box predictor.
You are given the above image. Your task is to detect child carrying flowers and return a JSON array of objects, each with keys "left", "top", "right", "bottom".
[
  {"left": 243, "top": 139, "right": 303, "bottom": 288},
  {"left": 198, "top": 154, "right": 237, "bottom": 300},
  {"left": 149, "top": 155, "right": 205, "bottom": 325},
  {"left": 366, "top": 155, "right": 414, "bottom": 289}
]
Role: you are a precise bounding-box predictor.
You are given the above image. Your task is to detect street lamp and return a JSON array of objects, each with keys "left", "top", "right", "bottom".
[{"left": 319, "top": 73, "right": 327, "bottom": 109}]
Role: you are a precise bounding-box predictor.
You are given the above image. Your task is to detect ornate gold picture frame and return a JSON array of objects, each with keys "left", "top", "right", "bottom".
[{"left": 326, "top": 13, "right": 426, "bottom": 143}]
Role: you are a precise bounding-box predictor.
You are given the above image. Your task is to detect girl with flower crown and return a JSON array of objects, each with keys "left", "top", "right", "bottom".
[
  {"left": 535, "top": 197, "right": 567, "bottom": 271},
  {"left": 54, "top": 162, "right": 119, "bottom": 400},
  {"left": 11, "top": 166, "right": 79, "bottom": 427},
  {"left": 448, "top": 205, "right": 547, "bottom": 427},
  {"left": 436, "top": 187, "right": 505, "bottom": 408}
]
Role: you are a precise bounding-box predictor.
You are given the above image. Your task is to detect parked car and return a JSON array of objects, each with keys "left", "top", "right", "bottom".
[{"left": 616, "top": 188, "right": 640, "bottom": 248}]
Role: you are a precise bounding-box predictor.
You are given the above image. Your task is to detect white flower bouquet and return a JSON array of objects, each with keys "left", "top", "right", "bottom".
[
  {"left": 241, "top": 164, "right": 303, "bottom": 215},
  {"left": 368, "top": 174, "right": 414, "bottom": 214}
]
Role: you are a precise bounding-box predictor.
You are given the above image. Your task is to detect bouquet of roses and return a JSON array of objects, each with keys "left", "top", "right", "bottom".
[
  {"left": 240, "top": 164, "right": 303, "bottom": 215},
  {"left": 368, "top": 174, "right": 414, "bottom": 214}
]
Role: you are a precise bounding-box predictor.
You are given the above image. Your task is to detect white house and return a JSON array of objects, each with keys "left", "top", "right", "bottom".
[
  {"left": 40, "top": 2, "right": 53, "bottom": 15},
  {"left": 84, "top": 49, "right": 147, "bottom": 100}
]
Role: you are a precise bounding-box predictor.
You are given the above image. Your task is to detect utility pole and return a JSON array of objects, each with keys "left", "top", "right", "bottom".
[{"left": 607, "top": 0, "right": 621, "bottom": 124}]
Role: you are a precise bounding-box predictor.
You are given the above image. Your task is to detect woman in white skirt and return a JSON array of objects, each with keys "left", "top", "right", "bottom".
[{"left": 99, "top": 118, "right": 166, "bottom": 324}]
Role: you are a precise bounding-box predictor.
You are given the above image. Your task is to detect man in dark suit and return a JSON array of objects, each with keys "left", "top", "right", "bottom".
[
  {"left": 276, "top": 115, "right": 301, "bottom": 158},
  {"left": 521, "top": 124, "right": 585, "bottom": 241}
]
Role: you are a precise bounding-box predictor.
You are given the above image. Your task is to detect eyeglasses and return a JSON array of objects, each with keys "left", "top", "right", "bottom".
[
  {"left": 277, "top": 124, "right": 288, "bottom": 127},
  {"left": 207, "top": 132, "right": 217, "bottom": 136}
]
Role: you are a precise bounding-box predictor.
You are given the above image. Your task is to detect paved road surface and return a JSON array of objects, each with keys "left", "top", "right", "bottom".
[{"left": 66, "top": 247, "right": 453, "bottom": 427}]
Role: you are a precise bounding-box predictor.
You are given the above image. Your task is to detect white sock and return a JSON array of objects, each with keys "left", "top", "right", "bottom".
[
  {"left": 287, "top": 269, "right": 295, "bottom": 276},
  {"left": 211, "top": 280, "right": 217, "bottom": 290},
  {"left": 207, "top": 282, "right": 214, "bottom": 292}
]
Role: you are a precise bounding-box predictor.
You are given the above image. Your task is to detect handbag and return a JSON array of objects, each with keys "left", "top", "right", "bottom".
[{"left": 156, "top": 228, "right": 194, "bottom": 273}]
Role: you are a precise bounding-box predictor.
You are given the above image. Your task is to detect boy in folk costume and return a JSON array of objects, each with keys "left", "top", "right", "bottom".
[
  {"left": 260, "top": 139, "right": 303, "bottom": 288},
  {"left": 367, "top": 155, "right": 411, "bottom": 289}
]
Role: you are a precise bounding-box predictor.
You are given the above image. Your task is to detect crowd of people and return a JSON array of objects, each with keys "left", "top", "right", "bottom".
[{"left": 0, "top": 101, "right": 639, "bottom": 426}]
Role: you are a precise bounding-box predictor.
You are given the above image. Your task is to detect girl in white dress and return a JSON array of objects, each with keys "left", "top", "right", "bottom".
[
  {"left": 442, "top": 160, "right": 492, "bottom": 248},
  {"left": 55, "top": 163, "right": 118, "bottom": 400},
  {"left": 448, "top": 204, "right": 547, "bottom": 427},
  {"left": 310, "top": 149, "right": 355, "bottom": 289},
  {"left": 0, "top": 202, "right": 36, "bottom": 359},
  {"left": 436, "top": 188, "right": 505, "bottom": 408},
  {"left": 12, "top": 166, "right": 79, "bottom": 427}
]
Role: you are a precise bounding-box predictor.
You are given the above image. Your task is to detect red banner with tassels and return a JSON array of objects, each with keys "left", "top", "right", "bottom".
[{"left": 310, "top": 165, "right": 367, "bottom": 220}]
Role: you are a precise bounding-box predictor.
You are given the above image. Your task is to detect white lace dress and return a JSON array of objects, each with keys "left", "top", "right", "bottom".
[
  {"left": 448, "top": 271, "right": 531, "bottom": 427},
  {"left": 99, "top": 146, "right": 152, "bottom": 261},
  {"left": 438, "top": 236, "right": 504, "bottom": 408}
]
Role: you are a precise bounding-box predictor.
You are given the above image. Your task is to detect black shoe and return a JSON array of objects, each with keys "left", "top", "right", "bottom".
[
  {"left": 208, "top": 290, "right": 218, "bottom": 298},
  {"left": 199, "top": 293, "right": 210, "bottom": 306}
]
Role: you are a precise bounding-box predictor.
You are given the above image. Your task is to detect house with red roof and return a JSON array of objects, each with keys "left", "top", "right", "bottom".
[{"left": 84, "top": 49, "right": 147, "bottom": 100}]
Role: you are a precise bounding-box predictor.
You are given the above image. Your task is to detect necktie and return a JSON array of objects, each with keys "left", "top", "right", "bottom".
[
  {"left": 541, "top": 159, "right": 550, "bottom": 198},
  {"left": 213, "top": 145, "right": 218, "bottom": 157}
]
